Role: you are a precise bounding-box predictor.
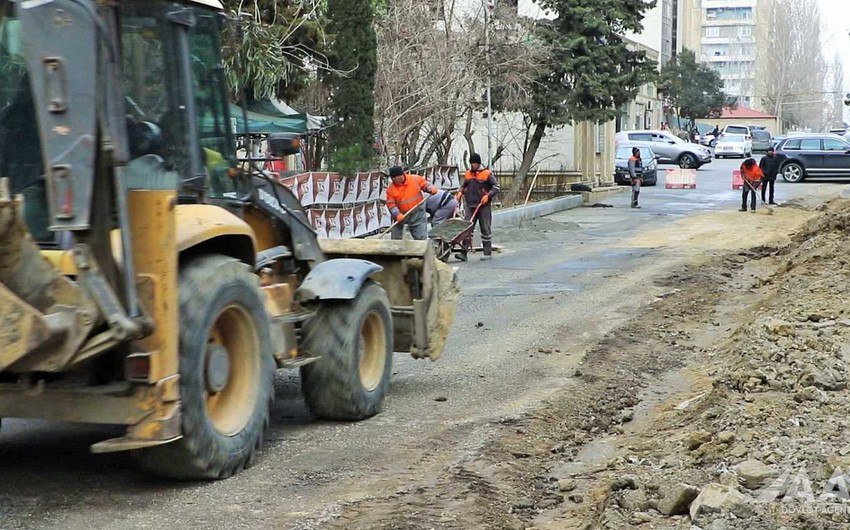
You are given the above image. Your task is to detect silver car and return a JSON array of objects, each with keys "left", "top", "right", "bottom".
[{"left": 614, "top": 130, "right": 713, "bottom": 169}]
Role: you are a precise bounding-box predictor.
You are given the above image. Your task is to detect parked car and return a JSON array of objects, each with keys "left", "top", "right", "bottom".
[
  {"left": 751, "top": 129, "right": 773, "bottom": 152},
  {"left": 721, "top": 124, "right": 755, "bottom": 141},
  {"left": 775, "top": 134, "right": 850, "bottom": 183},
  {"left": 614, "top": 130, "right": 712, "bottom": 169},
  {"left": 715, "top": 134, "right": 752, "bottom": 158},
  {"left": 613, "top": 145, "right": 659, "bottom": 186}
]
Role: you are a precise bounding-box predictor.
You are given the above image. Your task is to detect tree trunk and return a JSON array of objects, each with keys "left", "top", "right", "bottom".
[
  {"left": 504, "top": 121, "right": 546, "bottom": 206},
  {"left": 463, "top": 107, "right": 476, "bottom": 164}
]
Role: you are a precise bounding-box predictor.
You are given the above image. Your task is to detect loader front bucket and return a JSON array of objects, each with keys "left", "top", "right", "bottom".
[
  {"left": 0, "top": 185, "right": 98, "bottom": 372},
  {"left": 317, "top": 238, "right": 459, "bottom": 360}
]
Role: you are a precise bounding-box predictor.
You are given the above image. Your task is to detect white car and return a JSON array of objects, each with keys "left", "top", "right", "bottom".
[{"left": 715, "top": 133, "right": 752, "bottom": 158}]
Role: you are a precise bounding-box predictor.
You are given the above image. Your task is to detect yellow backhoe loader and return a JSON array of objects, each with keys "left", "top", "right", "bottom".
[{"left": 0, "top": 0, "right": 458, "bottom": 479}]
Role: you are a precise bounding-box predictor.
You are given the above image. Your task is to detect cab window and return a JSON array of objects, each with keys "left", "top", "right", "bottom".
[
  {"left": 629, "top": 133, "right": 652, "bottom": 142},
  {"left": 783, "top": 139, "right": 801, "bottom": 150}
]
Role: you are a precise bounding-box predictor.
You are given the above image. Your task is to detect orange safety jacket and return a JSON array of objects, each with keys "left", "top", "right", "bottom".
[
  {"left": 740, "top": 164, "right": 764, "bottom": 184},
  {"left": 386, "top": 173, "right": 438, "bottom": 217}
]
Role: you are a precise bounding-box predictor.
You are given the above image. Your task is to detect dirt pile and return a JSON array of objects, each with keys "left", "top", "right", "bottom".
[{"left": 547, "top": 199, "right": 850, "bottom": 529}]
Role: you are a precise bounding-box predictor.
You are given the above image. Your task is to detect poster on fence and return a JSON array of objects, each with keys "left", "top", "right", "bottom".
[
  {"left": 309, "top": 209, "right": 328, "bottom": 238},
  {"left": 328, "top": 174, "right": 346, "bottom": 203},
  {"left": 310, "top": 172, "right": 331, "bottom": 205},
  {"left": 340, "top": 208, "right": 356, "bottom": 238},
  {"left": 352, "top": 204, "right": 367, "bottom": 237},
  {"left": 324, "top": 209, "right": 342, "bottom": 238}
]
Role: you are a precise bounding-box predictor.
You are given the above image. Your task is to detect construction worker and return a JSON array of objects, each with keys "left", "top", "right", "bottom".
[
  {"left": 455, "top": 153, "right": 499, "bottom": 261},
  {"left": 425, "top": 188, "right": 458, "bottom": 226},
  {"left": 739, "top": 158, "right": 764, "bottom": 212},
  {"left": 758, "top": 146, "right": 782, "bottom": 205},
  {"left": 628, "top": 147, "right": 643, "bottom": 209},
  {"left": 386, "top": 165, "right": 438, "bottom": 240}
]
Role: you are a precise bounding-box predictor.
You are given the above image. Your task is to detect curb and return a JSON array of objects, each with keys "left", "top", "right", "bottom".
[{"left": 492, "top": 194, "right": 584, "bottom": 229}]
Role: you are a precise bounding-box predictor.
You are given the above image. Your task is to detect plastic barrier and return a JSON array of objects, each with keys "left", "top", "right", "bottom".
[{"left": 664, "top": 168, "right": 697, "bottom": 189}]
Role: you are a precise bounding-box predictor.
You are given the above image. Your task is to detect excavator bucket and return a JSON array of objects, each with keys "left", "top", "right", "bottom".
[
  {"left": 0, "top": 183, "right": 99, "bottom": 372},
  {"left": 317, "top": 238, "right": 459, "bottom": 361}
]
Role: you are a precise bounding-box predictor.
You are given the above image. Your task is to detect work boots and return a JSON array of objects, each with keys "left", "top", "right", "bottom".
[{"left": 481, "top": 241, "right": 492, "bottom": 261}]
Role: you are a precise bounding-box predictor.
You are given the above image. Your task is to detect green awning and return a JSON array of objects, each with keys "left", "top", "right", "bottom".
[{"left": 228, "top": 103, "right": 307, "bottom": 134}]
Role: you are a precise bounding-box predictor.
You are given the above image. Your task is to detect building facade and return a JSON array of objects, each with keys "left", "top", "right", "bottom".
[{"left": 697, "top": 0, "right": 774, "bottom": 110}]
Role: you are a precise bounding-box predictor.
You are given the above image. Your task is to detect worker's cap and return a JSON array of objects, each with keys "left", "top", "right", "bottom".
[
  {"left": 469, "top": 153, "right": 482, "bottom": 164},
  {"left": 388, "top": 166, "right": 404, "bottom": 178}
]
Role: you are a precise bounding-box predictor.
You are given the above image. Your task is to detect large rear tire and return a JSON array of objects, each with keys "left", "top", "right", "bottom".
[
  {"left": 135, "top": 255, "right": 275, "bottom": 480},
  {"left": 300, "top": 282, "right": 393, "bottom": 420}
]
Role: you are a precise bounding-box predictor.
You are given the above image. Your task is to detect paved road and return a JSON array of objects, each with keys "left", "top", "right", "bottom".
[{"left": 0, "top": 156, "right": 846, "bottom": 529}]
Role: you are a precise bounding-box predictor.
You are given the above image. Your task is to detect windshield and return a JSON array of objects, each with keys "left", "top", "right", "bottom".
[
  {"left": 616, "top": 147, "right": 653, "bottom": 159},
  {"left": 0, "top": 2, "right": 50, "bottom": 240},
  {"left": 752, "top": 131, "right": 770, "bottom": 140}
]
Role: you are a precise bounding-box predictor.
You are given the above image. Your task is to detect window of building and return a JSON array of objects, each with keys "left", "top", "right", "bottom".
[
  {"left": 738, "top": 26, "right": 752, "bottom": 37},
  {"left": 706, "top": 26, "right": 720, "bottom": 37}
]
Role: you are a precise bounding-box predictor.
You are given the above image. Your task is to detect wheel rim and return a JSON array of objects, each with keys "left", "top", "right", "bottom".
[
  {"left": 784, "top": 165, "right": 802, "bottom": 182},
  {"left": 680, "top": 155, "right": 695, "bottom": 168},
  {"left": 204, "top": 304, "right": 260, "bottom": 436},
  {"left": 358, "top": 311, "right": 387, "bottom": 392}
]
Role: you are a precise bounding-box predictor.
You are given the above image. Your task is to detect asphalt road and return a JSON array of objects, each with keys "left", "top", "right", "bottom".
[{"left": 0, "top": 156, "right": 846, "bottom": 529}]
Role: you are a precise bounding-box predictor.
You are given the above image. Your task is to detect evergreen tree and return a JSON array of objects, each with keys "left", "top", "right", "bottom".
[
  {"left": 325, "top": 0, "right": 378, "bottom": 169},
  {"left": 501, "top": 0, "right": 657, "bottom": 203},
  {"left": 659, "top": 49, "right": 728, "bottom": 130}
]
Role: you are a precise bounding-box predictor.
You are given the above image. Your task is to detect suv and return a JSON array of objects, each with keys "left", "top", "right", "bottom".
[
  {"left": 614, "top": 130, "right": 712, "bottom": 169},
  {"left": 721, "top": 124, "right": 757, "bottom": 140},
  {"left": 775, "top": 135, "right": 850, "bottom": 183}
]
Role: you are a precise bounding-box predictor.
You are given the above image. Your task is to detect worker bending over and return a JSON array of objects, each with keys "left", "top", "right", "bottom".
[{"left": 386, "top": 166, "right": 438, "bottom": 240}]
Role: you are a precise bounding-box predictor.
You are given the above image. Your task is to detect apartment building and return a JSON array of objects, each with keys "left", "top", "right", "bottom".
[{"left": 698, "top": 0, "right": 773, "bottom": 110}]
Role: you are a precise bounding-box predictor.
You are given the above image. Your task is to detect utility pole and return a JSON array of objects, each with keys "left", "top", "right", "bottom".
[{"left": 484, "top": 0, "right": 493, "bottom": 167}]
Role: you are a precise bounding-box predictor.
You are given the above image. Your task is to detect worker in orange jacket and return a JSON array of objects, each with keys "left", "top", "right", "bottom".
[
  {"left": 739, "top": 158, "right": 764, "bottom": 212},
  {"left": 386, "top": 166, "right": 438, "bottom": 240},
  {"left": 456, "top": 153, "right": 500, "bottom": 261}
]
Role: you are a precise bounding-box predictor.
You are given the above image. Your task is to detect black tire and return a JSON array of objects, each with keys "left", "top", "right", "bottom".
[
  {"left": 300, "top": 282, "right": 393, "bottom": 420},
  {"left": 135, "top": 255, "right": 275, "bottom": 480},
  {"left": 678, "top": 153, "right": 698, "bottom": 169},
  {"left": 782, "top": 162, "right": 805, "bottom": 183}
]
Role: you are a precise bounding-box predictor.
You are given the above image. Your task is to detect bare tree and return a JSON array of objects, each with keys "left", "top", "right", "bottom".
[
  {"left": 373, "top": 0, "right": 544, "bottom": 168},
  {"left": 758, "top": 0, "right": 831, "bottom": 131}
]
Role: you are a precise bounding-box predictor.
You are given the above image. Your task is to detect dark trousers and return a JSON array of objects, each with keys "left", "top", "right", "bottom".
[
  {"left": 742, "top": 185, "right": 756, "bottom": 210},
  {"left": 463, "top": 203, "right": 493, "bottom": 255},
  {"left": 761, "top": 177, "right": 775, "bottom": 204}
]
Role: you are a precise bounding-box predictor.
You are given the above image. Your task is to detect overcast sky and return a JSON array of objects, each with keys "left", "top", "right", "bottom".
[{"left": 818, "top": 0, "right": 850, "bottom": 95}]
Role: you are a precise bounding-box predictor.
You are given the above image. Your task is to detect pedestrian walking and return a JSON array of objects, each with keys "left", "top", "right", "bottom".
[
  {"left": 385, "top": 166, "right": 439, "bottom": 240},
  {"left": 455, "top": 153, "right": 499, "bottom": 261},
  {"left": 758, "top": 147, "right": 783, "bottom": 205},
  {"left": 628, "top": 147, "right": 643, "bottom": 209},
  {"left": 425, "top": 188, "right": 458, "bottom": 226},
  {"left": 739, "top": 158, "right": 764, "bottom": 212}
]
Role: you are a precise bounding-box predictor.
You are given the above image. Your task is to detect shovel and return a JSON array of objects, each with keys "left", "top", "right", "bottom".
[
  {"left": 380, "top": 197, "right": 426, "bottom": 238},
  {"left": 743, "top": 179, "right": 773, "bottom": 216}
]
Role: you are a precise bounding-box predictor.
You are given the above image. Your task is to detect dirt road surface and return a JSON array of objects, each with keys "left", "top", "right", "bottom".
[{"left": 2, "top": 158, "right": 849, "bottom": 529}]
